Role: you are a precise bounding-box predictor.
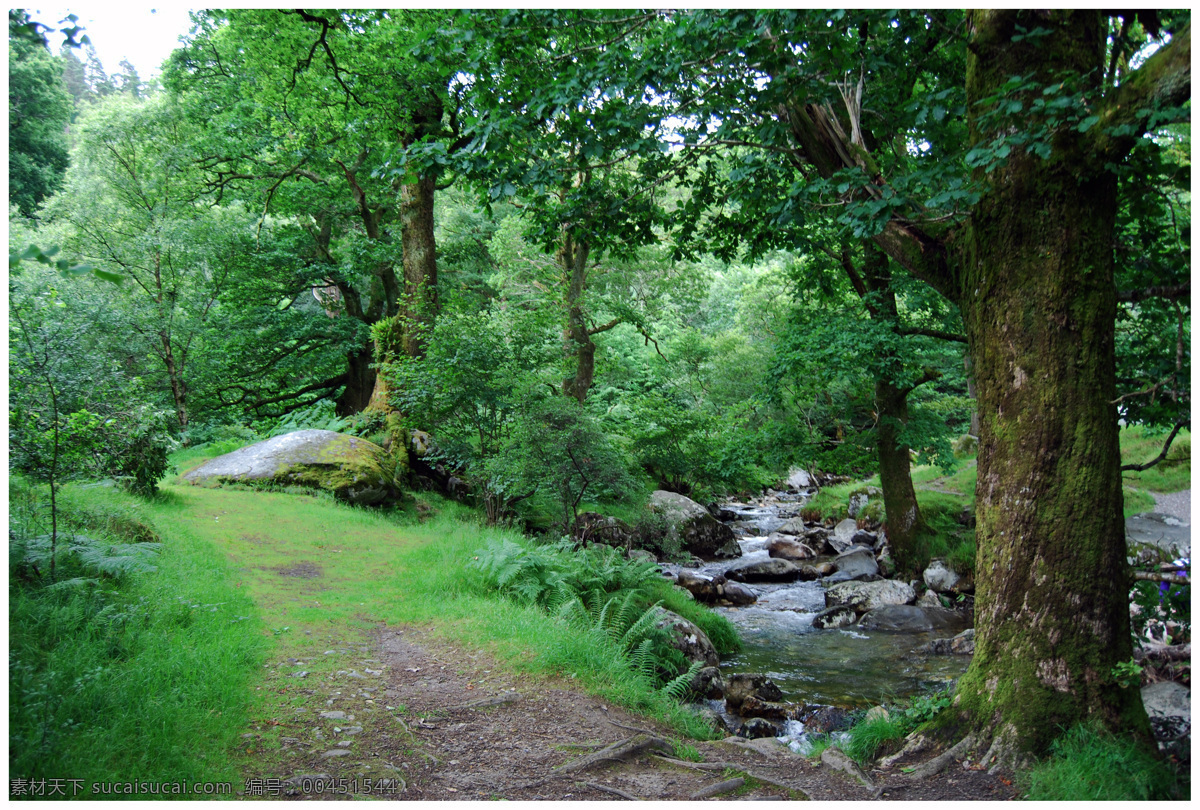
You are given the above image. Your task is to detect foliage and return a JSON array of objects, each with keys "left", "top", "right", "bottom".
[
  {"left": 491, "top": 397, "right": 636, "bottom": 531},
  {"left": 9, "top": 11, "right": 72, "bottom": 216},
  {"left": 8, "top": 476, "right": 263, "bottom": 790},
  {"left": 841, "top": 686, "right": 954, "bottom": 764},
  {"left": 841, "top": 712, "right": 910, "bottom": 764},
  {"left": 1020, "top": 721, "right": 1187, "bottom": 801},
  {"left": 10, "top": 263, "right": 175, "bottom": 497},
  {"left": 470, "top": 535, "right": 711, "bottom": 693}
]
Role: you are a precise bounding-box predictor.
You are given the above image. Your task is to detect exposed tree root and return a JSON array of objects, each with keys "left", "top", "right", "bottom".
[
  {"left": 878, "top": 732, "right": 932, "bottom": 769},
  {"left": 978, "top": 725, "right": 1032, "bottom": 776},
  {"left": 519, "top": 734, "right": 672, "bottom": 789},
  {"left": 904, "top": 732, "right": 983, "bottom": 780},
  {"left": 579, "top": 780, "right": 640, "bottom": 800}
]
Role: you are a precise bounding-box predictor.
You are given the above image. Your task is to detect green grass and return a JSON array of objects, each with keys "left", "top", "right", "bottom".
[
  {"left": 138, "top": 477, "right": 726, "bottom": 740},
  {"left": 9, "top": 480, "right": 265, "bottom": 794},
  {"left": 841, "top": 712, "right": 909, "bottom": 764},
  {"left": 1021, "top": 722, "right": 1188, "bottom": 800},
  {"left": 1120, "top": 424, "right": 1191, "bottom": 494}
]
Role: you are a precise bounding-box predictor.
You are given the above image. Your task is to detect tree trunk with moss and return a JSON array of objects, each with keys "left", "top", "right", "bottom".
[
  {"left": 935, "top": 10, "right": 1154, "bottom": 759},
  {"left": 874, "top": 376, "right": 926, "bottom": 571},
  {"left": 559, "top": 230, "right": 595, "bottom": 403}
]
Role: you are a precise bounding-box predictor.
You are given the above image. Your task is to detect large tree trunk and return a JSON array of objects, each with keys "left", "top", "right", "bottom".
[
  {"left": 364, "top": 175, "right": 438, "bottom": 413},
  {"left": 336, "top": 347, "right": 377, "bottom": 416},
  {"left": 399, "top": 175, "right": 438, "bottom": 358},
  {"left": 559, "top": 231, "right": 595, "bottom": 403},
  {"left": 943, "top": 10, "right": 1147, "bottom": 757}
]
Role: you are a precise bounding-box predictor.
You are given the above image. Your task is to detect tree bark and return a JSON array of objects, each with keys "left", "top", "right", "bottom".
[
  {"left": 335, "top": 347, "right": 377, "bottom": 416},
  {"left": 559, "top": 230, "right": 595, "bottom": 403},
  {"left": 399, "top": 174, "right": 439, "bottom": 358},
  {"left": 943, "top": 9, "right": 1148, "bottom": 754},
  {"left": 874, "top": 376, "right": 925, "bottom": 571}
]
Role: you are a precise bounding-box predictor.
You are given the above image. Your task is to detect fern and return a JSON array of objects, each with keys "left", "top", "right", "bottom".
[
  {"left": 21, "top": 534, "right": 160, "bottom": 579},
  {"left": 660, "top": 660, "right": 703, "bottom": 702}
]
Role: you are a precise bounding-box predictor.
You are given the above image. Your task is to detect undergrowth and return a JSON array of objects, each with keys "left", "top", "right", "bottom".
[
  {"left": 1021, "top": 722, "right": 1188, "bottom": 801},
  {"left": 470, "top": 536, "right": 734, "bottom": 699},
  {"left": 8, "top": 476, "right": 264, "bottom": 792}
]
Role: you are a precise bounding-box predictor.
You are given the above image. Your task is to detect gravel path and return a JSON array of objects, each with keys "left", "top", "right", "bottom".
[{"left": 1152, "top": 489, "right": 1190, "bottom": 524}]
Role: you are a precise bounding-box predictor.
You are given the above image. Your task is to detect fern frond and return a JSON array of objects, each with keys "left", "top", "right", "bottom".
[{"left": 661, "top": 660, "right": 703, "bottom": 701}]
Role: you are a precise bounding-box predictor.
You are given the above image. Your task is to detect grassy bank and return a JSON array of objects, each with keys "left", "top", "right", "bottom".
[
  {"left": 8, "top": 479, "right": 265, "bottom": 794},
  {"left": 142, "top": 480, "right": 731, "bottom": 740},
  {"left": 11, "top": 438, "right": 742, "bottom": 794}
]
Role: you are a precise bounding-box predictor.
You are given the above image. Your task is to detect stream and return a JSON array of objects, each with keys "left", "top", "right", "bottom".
[{"left": 671, "top": 489, "right": 971, "bottom": 749}]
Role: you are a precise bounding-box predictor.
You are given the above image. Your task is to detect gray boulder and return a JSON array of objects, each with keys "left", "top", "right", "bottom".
[
  {"left": 648, "top": 491, "right": 741, "bottom": 559},
  {"left": 828, "top": 520, "right": 877, "bottom": 554},
  {"left": 812, "top": 604, "right": 858, "bottom": 629},
  {"left": 923, "top": 559, "right": 965, "bottom": 594},
  {"left": 786, "top": 468, "right": 814, "bottom": 489},
  {"left": 183, "top": 429, "right": 404, "bottom": 505},
  {"left": 825, "top": 579, "right": 916, "bottom": 612},
  {"left": 857, "top": 604, "right": 966, "bottom": 633},
  {"left": 767, "top": 534, "right": 817, "bottom": 561},
  {"left": 725, "top": 557, "right": 804, "bottom": 583},
  {"left": 654, "top": 608, "right": 720, "bottom": 668},
  {"left": 1142, "top": 681, "right": 1190, "bottom": 721},
  {"left": 832, "top": 547, "right": 879, "bottom": 580}
]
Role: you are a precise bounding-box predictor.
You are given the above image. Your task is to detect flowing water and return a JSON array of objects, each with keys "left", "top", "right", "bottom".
[{"left": 674, "top": 489, "right": 971, "bottom": 747}]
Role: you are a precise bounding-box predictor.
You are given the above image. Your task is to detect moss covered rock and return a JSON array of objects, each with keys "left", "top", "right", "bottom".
[{"left": 183, "top": 429, "right": 405, "bottom": 505}]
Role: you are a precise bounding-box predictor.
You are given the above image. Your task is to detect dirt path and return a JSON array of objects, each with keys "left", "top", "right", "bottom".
[{"left": 237, "top": 624, "right": 1018, "bottom": 801}]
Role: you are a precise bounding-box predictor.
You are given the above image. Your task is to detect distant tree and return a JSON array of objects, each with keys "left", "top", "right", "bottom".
[{"left": 9, "top": 11, "right": 72, "bottom": 217}]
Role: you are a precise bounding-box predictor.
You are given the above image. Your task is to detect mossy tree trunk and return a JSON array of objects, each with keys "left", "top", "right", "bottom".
[
  {"left": 856, "top": 10, "right": 1189, "bottom": 759},
  {"left": 938, "top": 10, "right": 1157, "bottom": 756},
  {"left": 559, "top": 230, "right": 595, "bottom": 404}
]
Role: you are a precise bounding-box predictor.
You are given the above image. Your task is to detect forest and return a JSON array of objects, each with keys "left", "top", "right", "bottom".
[{"left": 8, "top": 8, "right": 1192, "bottom": 801}]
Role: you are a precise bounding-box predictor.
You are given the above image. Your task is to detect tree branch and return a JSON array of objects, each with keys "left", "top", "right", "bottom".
[
  {"left": 1115, "top": 281, "right": 1190, "bottom": 304},
  {"left": 895, "top": 326, "right": 968, "bottom": 343},
  {"left": 1120, "top": 419, "right": 1189, "bottom": 472}
]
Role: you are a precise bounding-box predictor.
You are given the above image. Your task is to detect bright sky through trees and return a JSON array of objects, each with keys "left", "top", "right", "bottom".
[{"left": 25, "top": 5, "right": 193, "bottom": 77}]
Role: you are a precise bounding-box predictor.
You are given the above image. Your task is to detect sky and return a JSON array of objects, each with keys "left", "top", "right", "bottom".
[{"left": 24, "top": 5, "right": 196, "bottom": 78}]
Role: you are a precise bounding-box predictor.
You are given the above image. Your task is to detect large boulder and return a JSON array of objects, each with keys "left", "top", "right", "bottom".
[
  {"left": 857, "top": 604, "right": 966, "bottom": 633},
  {"left": 648, "top": 491, "right": 741, "bottom": 559},
  {"left": 766, "top": 534, "right": 817, "bottom": 561},
  {"left": 825, "top": 579, "right": 916, "bottom": 613},
  {"left": 725, "top": 557, "right": 806, "bottom": 583},
  {"left": 675, "top": 571, "right": 757, "bottom": 606},
  {"left": 183, "top": 429, "right": 404, "bottom": 505},
  {"left": 654, "top": 608, "right": 720, "bottom": 668}
]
